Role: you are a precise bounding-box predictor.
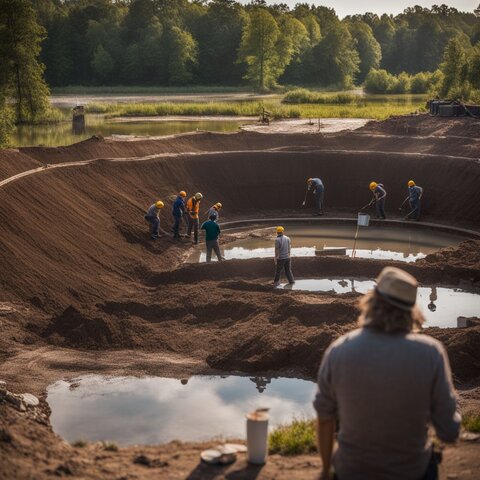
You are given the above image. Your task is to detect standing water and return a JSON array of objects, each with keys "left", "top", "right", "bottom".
[{"left": 47, "top": 375, "right": 316, "bottom": 446}]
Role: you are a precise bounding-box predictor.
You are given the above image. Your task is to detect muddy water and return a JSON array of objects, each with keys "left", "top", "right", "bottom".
[
  {"left": 47, "top": 375, "right": 316, "bottom": 446},
  {"left": 276, "top": 279, "right": 479, "bottom": 329},
  {"left": 12, "top": 114, "right": 252, "bottom": 147},
  {"left": 189, "top": 224, "right": 468, "bottom": 263}
]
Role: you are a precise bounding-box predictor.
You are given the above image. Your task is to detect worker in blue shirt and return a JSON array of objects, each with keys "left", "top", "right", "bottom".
[
  {"left": 307, "top": 177, "right": 325, "bottom": 215},
  {"left": 172, "top": 190, "right": 186, "bottom": 239},
  {"left": 404, "top": 180, "right": 424, "bottom": 221},
  {"left": 369, "top": 182, "right": 387, "bottom": 219}
]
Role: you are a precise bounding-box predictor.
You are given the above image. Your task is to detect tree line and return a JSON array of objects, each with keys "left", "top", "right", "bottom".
[{"left": 29, "top": 0, "right": 480, "bottom": 89}]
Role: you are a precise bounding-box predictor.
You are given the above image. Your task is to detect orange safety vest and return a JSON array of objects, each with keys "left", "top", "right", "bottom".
[{"left": 186, "top": 197, "right": 200, "bottom": 219}]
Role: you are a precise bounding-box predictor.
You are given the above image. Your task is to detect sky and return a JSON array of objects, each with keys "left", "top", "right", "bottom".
[{"left": 243, "top": 1, "right": 479, "bottom": 18}]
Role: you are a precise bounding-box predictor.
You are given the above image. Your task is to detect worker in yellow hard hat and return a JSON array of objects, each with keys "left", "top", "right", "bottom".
[
  {"left": 207, "top": 202, "right": 223, "bottom": 222},
  {"left": 186, "top": 192, "right": 203, "bottom": 244},
  {"left": 172, "top": 191, "right": 187, "bottom": 239},
  {"left": 368, "top": 181, "right": 387, "bottom": 219},
  {"left": 144, "top": 200, "right": 165, "bottom": 240},
  {"left": 403, "top": 180, "right": 424, "bottom": 221},
  {"left": 273, "top": 226, "right": 295, "bottom": 286}
]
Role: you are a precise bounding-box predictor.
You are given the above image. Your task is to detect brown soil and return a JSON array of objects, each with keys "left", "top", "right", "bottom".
[{"left": 1, "top": 114, "right": 480, "bottom": 479}]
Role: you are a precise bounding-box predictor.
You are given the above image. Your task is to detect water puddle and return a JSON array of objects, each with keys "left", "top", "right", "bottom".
[
  {"left": 276, "top": 279, "right": 479, "bottom": 328},
  {"left": 189, "top": 224, "right": 468, "bottom": 264},
  {"left": 47, "top": 375, "right": 315, "bottom": 446}
]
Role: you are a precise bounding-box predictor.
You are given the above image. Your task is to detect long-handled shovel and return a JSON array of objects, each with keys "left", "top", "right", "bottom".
[
  {"left": 398, "top": 198, "right": 409, "bottom": 212},
  {"left": 301, "top": 188, "right": 309, "bottom": 207},
  {"left": 359, "top": 199, "right": 374, "bottom": 211}
]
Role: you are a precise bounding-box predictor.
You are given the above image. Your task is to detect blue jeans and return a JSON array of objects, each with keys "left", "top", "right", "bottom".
[
  {"left": 145, "top": 215, "right": 159, "bottom": 237},
  {"left": 408, "top": 200, "right": 421, "bottom": 220},
  {"left": 314, "top": 187, "right": 325, "bottom": 213},
  {"left": 375, "top": 197, "right": 386, "bottom": 218},
  {"left": 173, "top": 215, "right": 182, "bottom": 237}
]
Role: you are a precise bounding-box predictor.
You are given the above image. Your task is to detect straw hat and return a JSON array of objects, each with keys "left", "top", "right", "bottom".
[{"left": 375, "top": 267, "right": 418, "bottom": 311}]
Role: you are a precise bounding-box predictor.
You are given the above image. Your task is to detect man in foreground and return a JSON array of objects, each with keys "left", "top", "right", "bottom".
[
  {"left": 314, "top": 266, "right": 460, "bottom": 480},
  {"left": 144, "top": 200, "right": 165, "bottom": 240},
  {"left": 201, "top": 214, "right": 223, "bottom": 262},
  {"left": 273, "top": 226, "right": 294, "bottom": 286}
]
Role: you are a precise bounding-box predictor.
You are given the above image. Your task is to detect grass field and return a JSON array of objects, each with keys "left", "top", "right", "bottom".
[
  {"left": 269, "top": 418, "right": 317, "bottom": 455},
  {"left": 86, "top": 100, "right": 423, "bottom": 120}
]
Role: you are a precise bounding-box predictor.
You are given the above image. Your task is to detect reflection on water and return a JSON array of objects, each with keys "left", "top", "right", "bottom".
[
  {"left": 47, "top": 375, "right": 316, "bottom": 446},
  {"left": 276, "top": 279, "right": 480, "bottom": 329},
  {"left": 12, "top": 114, "right": 251, "bottom": 147},
  {"left": 189, "top": 225, "right": 467, "bottom": 264}
]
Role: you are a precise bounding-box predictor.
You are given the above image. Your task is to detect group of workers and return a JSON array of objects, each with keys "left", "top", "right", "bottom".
[
  {"left": 307, "top": 177, "right": 424, "bottom": 220},
  {"left": 144, "top": 191, "right": 224, "bottom": 262}
]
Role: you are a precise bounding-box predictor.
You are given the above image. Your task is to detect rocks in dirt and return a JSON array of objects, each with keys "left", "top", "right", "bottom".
[
  {"left": 133, "top": 454, "right": 168, "bottom": 468},
  {"left": 460, "top": 432, "right": 480, "bottom": 442},
  {"left": 20, "top": 393, "right": 39, "bottom": 407},
  {"left": 0, "top": 428, "right": 12, "bottom": 443},
  {"left": 0, "top": 380, "right": 39, "bottom": 412}
]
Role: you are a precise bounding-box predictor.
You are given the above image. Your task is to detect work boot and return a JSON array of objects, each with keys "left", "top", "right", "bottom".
[{"left": 273, "top": 281, "right": 280, "bottom": 287}]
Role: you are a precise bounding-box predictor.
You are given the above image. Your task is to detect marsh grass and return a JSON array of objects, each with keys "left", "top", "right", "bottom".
[
  {"left": 462, "top": 413, "right": 480, "bottom": 433},
  {"left": 283, "top": 89, "right": 358, "bottom": 105},
  {"left": 269, "top": 418, "right": 317, "bottom": 455},
  {"left": 86, "top": 101, "right": 422, "bottom": 120}
]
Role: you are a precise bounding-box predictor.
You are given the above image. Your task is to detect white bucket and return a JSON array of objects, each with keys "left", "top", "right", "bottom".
[
  {"left": 357, "top": 212, "right": 370, "bottom": 227},
  {"left": 246, "top": 410, "right": 269, "bottom": 464}
]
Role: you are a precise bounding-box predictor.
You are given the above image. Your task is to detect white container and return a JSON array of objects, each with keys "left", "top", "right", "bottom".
[
  {"left": 357, "top": 212, "right": 370, "bottom": 227},
  {"left": 246, "top": 409, "right": 269, "bottom": 464}
]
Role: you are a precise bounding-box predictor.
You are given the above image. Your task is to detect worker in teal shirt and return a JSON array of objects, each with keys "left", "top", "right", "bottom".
[{"left": 201, "top": 214, "right": 223, "bottom": 262}]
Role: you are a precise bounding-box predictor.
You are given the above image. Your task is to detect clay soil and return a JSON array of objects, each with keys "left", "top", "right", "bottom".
[{"left": 1, "top": 114, "right": 480, "bottom": 479}]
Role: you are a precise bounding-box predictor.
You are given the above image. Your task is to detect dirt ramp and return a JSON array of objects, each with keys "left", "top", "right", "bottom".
[{"left": 0, "top": 148, "right": 43, "bottom": 181}]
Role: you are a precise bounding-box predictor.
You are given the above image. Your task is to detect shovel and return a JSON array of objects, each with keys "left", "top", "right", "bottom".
[
  {"left": 398, "top": 198, "right": 408, "bottom": 212},
  {"left": 301, "top": 188, "right": 309, "bottom": 207},
  {"left": 359, "top": 200, "right": 374, "bottom": 212}
]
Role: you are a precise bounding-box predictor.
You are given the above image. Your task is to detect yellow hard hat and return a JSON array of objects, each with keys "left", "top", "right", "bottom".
[
  {"left": 276, "top": 226, "right": 284, "bottom": 234},
  {"left": 307, "top": 178, "right": 313, "bottom": 183},
  {"left": 408, "top": 180, "right": 415, "bottom": 187},
  {"left": 369, "top": 182, "right": 378, "bottom": 191},
  {"left": 155, "top": 201, "right": 164, "bottom": 209},
  {"left": 179, "top": 190, "right": 186, "bottom": 197},
  {"left": 195, "top": 192, "right": 203, "bottom": 200},
  {"left": 215, "top": 202, "right": 222, "bottom": 209}
]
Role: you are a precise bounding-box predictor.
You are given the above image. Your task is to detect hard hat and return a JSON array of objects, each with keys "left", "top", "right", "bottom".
[
  {"left": 408, "top": 180, "right": 415, "bottom": 187},
  {"left": 307, "top": 178, "right": 313, "bottom": 183},
  {"left": 276, "top": 226, "right": 284, "bottom": 234},
  {"left": 179, "top": 190, "right": 186, "bottom": 197},
  {"left": 155, "top": 201, "right": 164, "bottom": 209},
  {"left": 195, "top": 192, "right": 203, "bottom": 200},
  {"left": 215, "top": 202, "right": 222, "bottom": 209},
  {"left": 369, "top": 182, "right": 378, "bottom": 191}
]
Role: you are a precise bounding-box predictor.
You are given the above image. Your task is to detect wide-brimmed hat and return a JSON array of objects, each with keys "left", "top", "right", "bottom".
[{"left": 375, "top": 267, "right": 418, "bottom": 311}]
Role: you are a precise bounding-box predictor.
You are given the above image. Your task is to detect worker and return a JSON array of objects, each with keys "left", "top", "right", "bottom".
[
  {"left": 144, "top": 200, "right": 164, "bottom": 240},
  {"left": 201, "top": 214, "right": 223, "bottom": 262},
  {"left": 314, "top": 267, "right": 460, "bottom": 480},
  {"left": 307, "top": 178, "right": 325, "bottom": 215},
  {"left": 404, "top": 180, "right": 424, "bottom": 221},
  {"left": 186, "top": 192, "right": 203, "bottom": 244},
  {"left": 273, "top": 226, "right": 295, "bottom": 286},
  {"left": 369, "top": 181, "right": 387, "bottom": 219},
  {"left": 207, "top": 202, "right": 222, "bottom": 222},
  {"left": 172, "top": 190, "right": 186, "bottom": 239}
]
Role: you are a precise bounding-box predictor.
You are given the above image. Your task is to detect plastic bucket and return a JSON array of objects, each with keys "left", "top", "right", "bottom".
[
  {"left": 357, "top": 213, "right": 370, "bottom": 227},
  {"left": 246, "top": 411, "right": 269, "bottom": 464}
]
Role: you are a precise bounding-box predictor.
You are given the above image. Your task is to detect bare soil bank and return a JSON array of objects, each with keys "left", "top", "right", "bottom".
[{"left": 1, "top": 114, "right": 480, "bottom": 479}]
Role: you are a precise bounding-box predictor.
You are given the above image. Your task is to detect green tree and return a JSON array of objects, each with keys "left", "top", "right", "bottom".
[
  {"left": 91, "top": 45, "right": 114, "bottom": 83},
  {"left": 439, "top": 37, "right": 467, "bottom": 96},
  {"left": 164, "top": 26, "right": 197, "bottom": 85},
  {"left": 348, "top": 21, "right": 382, "bottom": 83},
  {"left": 364, "top": 68, "right": 395, "bottom": 93},
  {"left": 0, "top": 0, "right": 50, "bottom": 123},
  {"left": 238, "top": 8, "right": 280, "bottom": 89}
]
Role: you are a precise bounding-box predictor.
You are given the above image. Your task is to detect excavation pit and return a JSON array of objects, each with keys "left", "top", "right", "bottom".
[
  {"left": 188, "top": 224, "right": 470, "bottom": 264},
  {"left": 47, "top": 375, "right": 316, "bottom": 446}
]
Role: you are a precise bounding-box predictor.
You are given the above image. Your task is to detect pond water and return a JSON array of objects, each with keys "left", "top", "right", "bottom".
[
  {"left": 275, "top": 279, "right": 480, "bottom": 329},
  {"left": 189, "top": 224, "right": 468, "bottom": 264},
  {"left": 12, "top": 114, "right": 251, "bottom": 147},
  {"left": 47, "top": 375, "right": 316, "bottom": 446}
]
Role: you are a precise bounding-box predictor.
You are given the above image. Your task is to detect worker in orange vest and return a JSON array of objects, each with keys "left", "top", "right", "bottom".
[{"left": 186, "top": 192, "right": 203, "bottom": 244}]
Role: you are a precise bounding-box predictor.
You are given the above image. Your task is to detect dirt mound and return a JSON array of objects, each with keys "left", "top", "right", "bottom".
[
  {"left": 360, "top": 114, "right": 480, "bottom": 138},
  {"left": 0, "top": 148, "right": 42, "bottom": 181}
]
